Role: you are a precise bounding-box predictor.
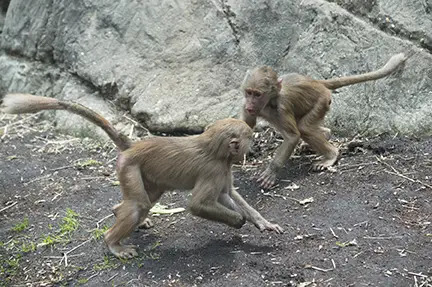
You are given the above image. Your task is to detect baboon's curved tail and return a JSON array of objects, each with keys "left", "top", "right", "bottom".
[
  {"left": 318, "top": 53, "right": 407, "bottom": 90},
  {"left": 1, "top": 93, "right": 131, "bottom": 151}
]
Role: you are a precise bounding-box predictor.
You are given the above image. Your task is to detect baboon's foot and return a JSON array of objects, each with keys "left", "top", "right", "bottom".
[
  {"left": 138, "top": 218, "right": 154, "bottom": 229},
  {"left": 108, "top": 243, "right": 138, "bottom": 259},
  {"left": 312, "top": 155, "right": 338, "bottom": 171}
]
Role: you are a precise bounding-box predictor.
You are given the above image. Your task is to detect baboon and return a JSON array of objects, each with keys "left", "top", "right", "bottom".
[
  {"left": 241, "top": 53, "right": 407, "bottom": 189},
  {"left": 1, "top": 93, "right": 283, "bottom": 258}
]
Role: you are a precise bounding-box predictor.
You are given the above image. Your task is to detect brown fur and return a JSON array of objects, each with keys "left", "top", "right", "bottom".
[
  {"left": 1, "top": 93, "right": 131, "bottom": 150},
  {"left": 1, "top": 94, "right": 283, "bottom": 258},
  {"left": 241, "top": 53, "right": 407, "bottom": 189}
]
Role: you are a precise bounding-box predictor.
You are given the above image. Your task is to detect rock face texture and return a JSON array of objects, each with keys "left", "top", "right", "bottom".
[{"left": 0, "top": 0, "right": 431, "bottom": 137}]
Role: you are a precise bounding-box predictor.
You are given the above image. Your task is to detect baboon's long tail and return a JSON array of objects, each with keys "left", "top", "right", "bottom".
[
  {"left": 1, "top": 93, "right": 131, "bottom": 151},
  {"left": 318, "top": 53, "right": 407, "bottom": 90}
]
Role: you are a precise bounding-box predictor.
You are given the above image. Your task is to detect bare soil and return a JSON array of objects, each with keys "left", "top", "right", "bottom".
[{"left": 0, "top": 114, "right": 431, "bottom": 287}]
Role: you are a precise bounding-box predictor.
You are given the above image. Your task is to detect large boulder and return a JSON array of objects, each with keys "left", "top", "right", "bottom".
[{"left": 0, "top": 0, "right": 431, "bottom": 137}]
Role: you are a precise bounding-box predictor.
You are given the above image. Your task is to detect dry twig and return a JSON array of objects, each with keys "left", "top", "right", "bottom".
[
  {"left": 107, "top": 273, "right": 119, "bottom": 282},
  {"left": 0, "top": 201, "right": 18, "bottom": 213},
  {"left": 376, "top": 156, "right": 432, "bottom": 189},
  {"left": 96, "top": 213, "right": 114, "bottom": 228},
  {"left": 304, "top": 264, "right": 332, "bottom": 272},
  {"left": 363, "top": 235, "right": 404, "bottom": 240},
  {"left": 408, "top": 272, "right": 429, "bottom": 278},
  {"left": 330, "top": 227, "right": 339, "bottom": 239},
  {"left": 60, "top": 239, "right": 91, "bottom": 266}
]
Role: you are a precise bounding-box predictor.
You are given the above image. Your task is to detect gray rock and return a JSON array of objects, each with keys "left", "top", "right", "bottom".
[
  {"left": 328, "top": 0, "right": 432, "bottom": 51},
  {"left": 0, "top": 54, "right": 126, "bottom": 140},
  {"left": 0, "top": 0, "right": 431, "bottom": 138}
]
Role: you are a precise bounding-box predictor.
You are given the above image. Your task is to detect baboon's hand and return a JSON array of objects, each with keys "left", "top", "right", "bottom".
[
  {"left": 254, "top": 220, "right": 284, "bottom": 234},
  {"left": 257, "top": 168, "right": 277, "bottom": 189},
  {"left": 233, "top": 215, "right": 247, "bottom": 229}
]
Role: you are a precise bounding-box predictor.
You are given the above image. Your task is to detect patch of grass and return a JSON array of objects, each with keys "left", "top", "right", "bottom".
[
  {"left": 0, "top": 238, "right": 37, "bottom": 285},
  {"left": 3, "top": 239, "right": 20, "bottom": 251},
  {"left": 93, "top": 255, "right": 119, "bottom": 271},
  {"left": 0, "top": 237, "right": 37, "bottom": 257},
  {"left": 21, "top": 242, "right": 36, "bottom": 253},
  {"left": 77, "top": 278, "right": 89, "bottom": 285},
  {"left": 6, "top": 257, "right": 20, "bottom": 271},
  {"left": 92, "top": 225, "right": 110, "bottom": 240},
  {"left": 39, "top": 208, "right": 80, "bottom": 247},
  {"left": 0, "top": 254, "right": 22, "bottom": 280},
  {"left": 11, "top": 217, "right": 29, "bottom": 232},
  {"left": 59, "top": 209, "right": 79, "bottom": 234},
  {"left": 151, "top": 241, "right": 161, "bottom": 249},
  {"left": 40, "top": 234, "right": 66, "bottom": 247},
  {"left": 40, "top": 235, "right": 55, "bottom": 246},
  {"left": 111, "top": 180, "right": 120, "bottom": 186},
  {"left": 77, "top": 159, "right": 101, "bottom": 168}
]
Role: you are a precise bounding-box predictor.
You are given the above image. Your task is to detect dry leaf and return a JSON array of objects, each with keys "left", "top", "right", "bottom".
[
  {"left": 299, "top": 197, "right": 314, "bottom": 205},
  {"left": 150, "top": 203, "right": 185, "bottom": 215}
]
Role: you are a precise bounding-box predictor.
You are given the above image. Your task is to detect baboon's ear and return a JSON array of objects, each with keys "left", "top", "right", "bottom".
[
  {"left": 204, "top": 122, "right": 213, "bottom": 131},
  {"left": 277, "top": 79, "right": 282, "bottom": 91},
  {"left": 241, "top": 69, "right": 251, "bottom": 90}
]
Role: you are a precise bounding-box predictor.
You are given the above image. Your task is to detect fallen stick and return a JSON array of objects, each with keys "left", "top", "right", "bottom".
[
  {"left": 376, "top": 156, "right": 432, "bottom": 189},
  {"left": 363, "top": 235, "right": 404, "bottom": 240},
  {"left": 407, "top": 272, "right": 429, "bottom": 278},
  {"left": 1, "top": 125, "right": 8, "bottom": 140},
  {"left": 96, "top": 213, "right": 114, "bottom": 228},
  {"left": 304, "top": 264, "right": 332, "bottom": 272},
  {"left": 60, "top": 239, "right": 91, "bottom": 266},
  {"left": 383, "top": 170, "right": 432, "bottom": 189},
  {"left": 330, "top": 227, "right": 339, "bottom": 239},
  {"left": 0, "top": 201, "right": 18, "bottom": 213}
]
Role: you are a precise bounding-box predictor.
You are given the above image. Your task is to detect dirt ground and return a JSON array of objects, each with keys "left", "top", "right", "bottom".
[{"left": 0, "top": 114, "right": 431, "bottom": 287}]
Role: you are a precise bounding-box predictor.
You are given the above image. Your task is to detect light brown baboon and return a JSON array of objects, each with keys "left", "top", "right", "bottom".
[
  {"left": 1, "top": 94, "right": 283, "bottom": 258},
  {"left": 241, "top": 53, "right": 407, "bottom": 189}
]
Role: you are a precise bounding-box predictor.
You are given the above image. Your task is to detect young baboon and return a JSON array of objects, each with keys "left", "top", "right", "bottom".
[
  {"left": 1, "top": 93, "right": 283, "bottom": 258},
  {"left": 241, "top": 53, "right": 407, "bottom": 189}
]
